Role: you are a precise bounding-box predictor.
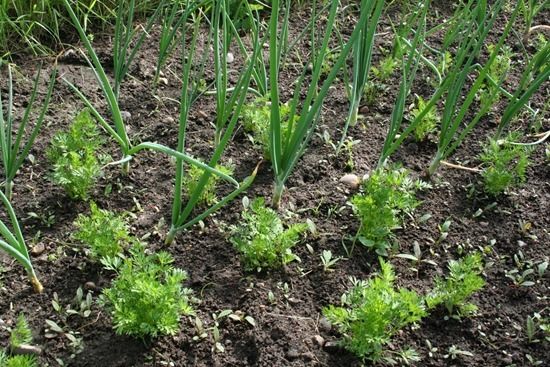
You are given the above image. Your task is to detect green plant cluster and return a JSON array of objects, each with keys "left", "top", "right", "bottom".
[
  {"left": 0, "top": 314, "right": 37, "bottom": 367},
  {"left": 479, "top": 133, "right": 531, "bottom": 195},
  {"left": 352, "top": 166, "right": 428, "bottom": 255},
  {"left": 230, "top": 197, "right": 308, "bottom": 271},
  {"left": 241, "top": 97, "right": 295, "bottom": 159},
  {"left": 325, "top": 253, "right": 486, "bottom": 361},
  {"left": 411, "top": 95, "right": 438, "bottom": 141},
  {"left": 0, "top": 353, "right": 37, "bottom": 367},
  {"left": 480, "top": 44, "right": 514, "bottom": 109},
  {"left": 184, "top": 162, "right": 234, "bottom": 205},
  {"left": 73, "top": 202, "right": 131, "bottom": 263},
  {"left": 47, "top": 109, "right": 104, "bottom": 200},
  {"left": 361, "top": 56, "right": 398, "bottom": 107},
  {"left": 371, "top": 55, "right": 399, "bottom": 81},
  {"left": 0, "top": 0, "right": 164, "bottom": 56},
  {"left": 323, "top": 259, "right": 427, "bottom": 362},
  {"left": 426, "top": 253, "right": 485, "bottom": 316},
  {"left": 103, "top": 243, "right": 194, "bottom": 338},
  {"left": 9, "top": 313, "right": 33, "bottom": 349}
]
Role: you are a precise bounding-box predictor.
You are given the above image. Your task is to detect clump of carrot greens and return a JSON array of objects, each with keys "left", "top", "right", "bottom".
[
  {"left": 241, "top": 97, "right": 295, "bottom": 159},
  {"left": 426, "top": 253, "right": 485, "bottom": 317},
  {"left": 9, "top": 313, "right": 33, "bottom": 350},
  {"left": 74, "top": 202, "right": 131, "bottom": 265},
  {"left": 102, "top": 243, "right": 194, "bottom": 338},
  {"left": 479, "top": 133, "right": 531, "bottom": 195},
  {"left": 410, "top": 95, "right": 438, "bottom": 141},
  {"left": 323, "top": 259, "right": 426, "bottom": 362},
  {"left": 183, "top": 162, "right": 234, "bottom": 205},
  {"left": 352, "top": 165, "right": 429, "bottom": 256},
  {"left": 230, "top": 197, "right": 308, "bottom": 272},
  {"left": 0, "top": 353, "right": 38, "bottom": 367},
  {"left": 47, "top": 109, "right": 104, "bottom": 200}
]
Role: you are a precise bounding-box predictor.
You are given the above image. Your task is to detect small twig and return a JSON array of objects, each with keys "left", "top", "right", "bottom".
[
  {"left": 77, "top": 311, "right": 103, "bottom": 331},
  {"left": 510, "top": 130, "right": 550, "bottom": 146},
  {"left": 523, "top": 24, "right": 550, "bottom": 43},
  {"left": 440, "top": 160, "right": 482, "bottom": 173},
  {"left": 265, "top": 313, "right": 315, "bottom": 321}
]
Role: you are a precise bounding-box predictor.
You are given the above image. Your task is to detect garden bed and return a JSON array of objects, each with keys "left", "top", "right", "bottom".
[{"left": 0, "top": 1, "right": 549, "bottom": 366}]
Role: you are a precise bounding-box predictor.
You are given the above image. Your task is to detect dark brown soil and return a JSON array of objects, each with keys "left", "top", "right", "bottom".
[{"left": 1, "top": 2, "right": 549, "bottom": 367}]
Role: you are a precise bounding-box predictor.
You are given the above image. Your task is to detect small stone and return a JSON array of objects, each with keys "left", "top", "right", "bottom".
[
  {"left": 287, "top": 297, "right": 300, "bottom": 304},
  {"left": 63, "top": 49, "right": 78, "bottom": 59},
  {"left": 159, "top": 77, "right": 169, "bottom": 86},
  {"left": 286, "top": 349, "right": 300, "bottom": 359},
  {"left": 30, "top": 243, "right": 45, "bottom": 256},
  {"left": 313, "top": 335, "right": 325, "bottom": 347},
  {"left": 226, "top": 52, "right": 235, "bottom": 63},
  {"left": 359, "top": 105, "right": 369, "bottom": 115},
  {"left": 339, "top": 174, "right": 361, "bottom": 189},
  {"left": 13, "top": 344, "right": 43, "bottom": 356},
  {"left": 323, "top": 341, "right": 339, "bottom": 351},
  {"left": 121, "top": 111, "right": 132, "bottom": 121},
  {"left": 318, "top": 317, "right": 332, "bottom": 332},
  {"left": 164, "top": 116, "right": 175, "bottom": 124},
  {"left": 84, "top": 281, "right": 97, "bottom": 291}
]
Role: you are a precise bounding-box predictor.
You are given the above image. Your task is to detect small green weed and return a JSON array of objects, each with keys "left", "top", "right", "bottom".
[
  {"left": 372, "top": 56, "right": 399, "bottom": 81},
  {"left": 103, "top": 243, "right": 193, "bottom": 338},
  {"left": 230, "top": 197, "right": 308, "bottom": 271},
  {"left": 479, "top": 133, "right": 531, "bottom": 195},
  {"left": 47, "top": 109, "right": 104, "bottom": 200},
  {"left": 480, "top": 44, "right": 514, "bottom": 109},
  {"left": 3, "top": 354, "right": 38, "bottom": 367},
  {"left": 426, "top": 253, "right": 485, "bottom": 317},
  {"left": 352, "top": 166, "right": 429, "bottom": 255},
  {"left": 184, "top": 162, "right": 233, "bottom": 206},
  {"left": 320, "top": 50, "right": 341, "bottom": 78},
  {"left": 437, "top": 51, "right": 453, "bottom": 76},
  {"left": 362, "top": 80, "right": 381, "bottom": 106},
  {"left": 323, "top": 259, "right": 426, "bottom": 362},
  {"left": 410, "top": 95, "right": 438, "bottom": 141},
  {"left": 9, "top": 313, "right": 33, "bottom": 349},
  {"left": 241, "top": 97, "right": 295, "bottom": 159},
  {"left": 73, "top": 202, "right": 130, "bottom": 264}
]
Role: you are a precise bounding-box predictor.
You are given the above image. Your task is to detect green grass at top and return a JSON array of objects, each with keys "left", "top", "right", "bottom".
[{"left": 0, "top": 0, "right": 163, "bottom": 56}]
